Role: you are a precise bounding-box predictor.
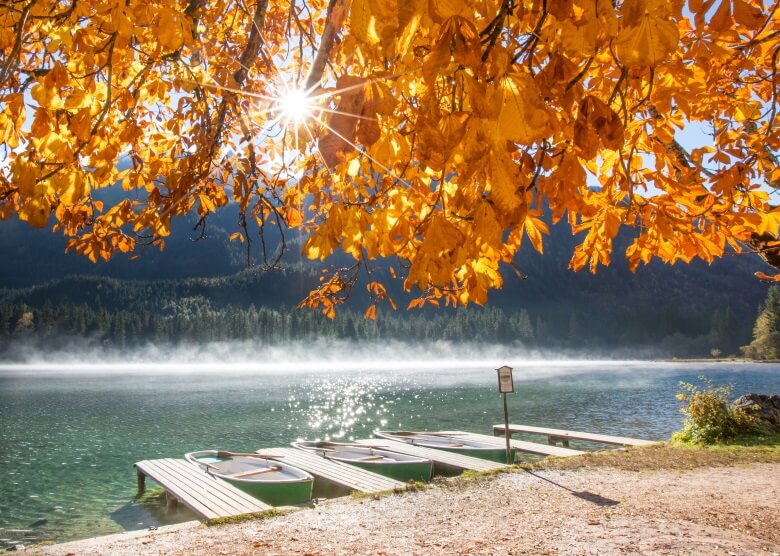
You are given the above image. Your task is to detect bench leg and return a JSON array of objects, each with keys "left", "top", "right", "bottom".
[
  {"left": 136, "top": 470, "right": 146, "bottom": 495},
  {"left": 548, "top": 436, "right": 570, "bottom": 447}
]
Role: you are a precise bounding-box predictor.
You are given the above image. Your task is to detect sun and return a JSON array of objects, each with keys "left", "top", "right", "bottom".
[{"left": 278, "top": 88, "right": 312, "bottom": 123}]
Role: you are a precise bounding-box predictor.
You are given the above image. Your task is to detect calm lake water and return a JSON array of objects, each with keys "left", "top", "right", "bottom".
[{"left": 1, "top": 359, "right": 778, "bottom": 546}]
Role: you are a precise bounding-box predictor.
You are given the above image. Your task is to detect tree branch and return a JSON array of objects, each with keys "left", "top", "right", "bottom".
[{"left": 304, "top": 0, "right": 344, "bottom": 90}]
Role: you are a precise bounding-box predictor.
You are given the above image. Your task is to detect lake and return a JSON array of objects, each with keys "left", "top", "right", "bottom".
[{"left": 1, "top": 359, "right": 778, "bottom": 546}]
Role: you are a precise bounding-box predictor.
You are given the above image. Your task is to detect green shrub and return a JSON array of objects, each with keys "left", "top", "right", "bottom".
[{"left": 672, "top": 377, "right": 757, "bottom": 444}]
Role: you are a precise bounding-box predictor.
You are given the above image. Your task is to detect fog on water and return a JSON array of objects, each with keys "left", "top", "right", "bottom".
[{"left": 0, "top": 338, "right": 742, "bottom": 379}]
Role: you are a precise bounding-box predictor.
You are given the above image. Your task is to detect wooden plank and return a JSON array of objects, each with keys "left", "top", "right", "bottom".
[
  {"left": 136, "top": 460, "right": 229, "bottom": 519},
  {"left": 140, "top": 459, "right": 256, "bottom": 518},
  {"left": 264, "top": 448, "right": 405, "bottom": 493},
  {"left": 135, "top": 460, "right": 219, "bottom": 520},
  {"left": 269, "top": 448, "right": 404, "bottom": 492},
  {"left": 449, "top": 431, "right": 585, "bottom": 458},
  {"left": 492, "top": 424, "right": 656, "bottom": 447},
  {"left": 271, "top": 448, "right": 402, "bottom": 492},
  {"left": 355, "top": 438, "right": 509, "bottom": 472},
  {"left": 147, "top": 459, "right": 271, "bottom": 516},
  {"left": 134, "top": 459, "right": 271, "bottom": 521},
  {"left": 154, "top": 459, "right": 265, "bottom": 516}
]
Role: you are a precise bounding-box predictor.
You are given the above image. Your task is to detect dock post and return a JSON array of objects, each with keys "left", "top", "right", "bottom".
[
  {"left": 136, "top": 470, "right": 146, "bottom": 495},
  {"left": 502, "top": 392, "right": 512, "bottom": 464},
  {"left": 166, "top": 492, "right": 178, "bottom": 511}
]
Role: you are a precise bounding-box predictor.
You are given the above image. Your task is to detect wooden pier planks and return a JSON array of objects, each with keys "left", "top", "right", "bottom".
[
  {"left": 134, "top": 458, "right": 271, "bottom": 521},
  {"left": 355, "top": 438, "right": 510, "bottom": 471},
  {"left": 492, "top": 424, "right": 656, "bottom": 447},
  {"left": 444, "top": 431, "right": 586, "bottom": 457},
  {"left": 261, "top": 447, "right": 406, "bottom": 494}
]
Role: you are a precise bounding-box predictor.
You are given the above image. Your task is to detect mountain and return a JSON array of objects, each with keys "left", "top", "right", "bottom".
[{"left": 0, "top": 202, "right": 771, "bottom": 356}]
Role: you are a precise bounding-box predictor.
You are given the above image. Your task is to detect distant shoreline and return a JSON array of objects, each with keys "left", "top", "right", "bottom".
[{"left": 659, "top": 357, "right": 780, "bottom": 364}]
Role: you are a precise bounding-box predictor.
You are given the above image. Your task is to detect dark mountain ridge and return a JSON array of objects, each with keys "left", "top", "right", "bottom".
[{"left": 0, "top": 199, "right": 771, "bottom": 356}]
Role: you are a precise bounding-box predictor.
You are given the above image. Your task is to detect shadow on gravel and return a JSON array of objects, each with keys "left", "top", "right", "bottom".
[{"left": 523, "top": 471, "right": 620, "bottom": 507}]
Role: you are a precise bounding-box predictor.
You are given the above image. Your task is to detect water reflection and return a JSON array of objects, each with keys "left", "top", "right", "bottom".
[
  {"left": 298, "top": 376, "right": 412, "bottom": 440},
  {"left": 0, "top": 362, "right": 778, "bottom": 546}
]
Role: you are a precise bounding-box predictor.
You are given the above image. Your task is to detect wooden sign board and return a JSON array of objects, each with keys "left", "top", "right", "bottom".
[{"left": 497, "top": 365, "right": 514, "bottom": 393}]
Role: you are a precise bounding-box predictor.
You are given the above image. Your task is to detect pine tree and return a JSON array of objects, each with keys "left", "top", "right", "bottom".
[{"left": 743, "top": 287, "right": 780, "bottom": 359}]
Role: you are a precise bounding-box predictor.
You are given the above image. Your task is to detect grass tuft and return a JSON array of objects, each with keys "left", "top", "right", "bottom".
[
  {"left": 135, "top": 487, "right": 167, "bottom": 504},
  {"left": 206, "top": 508, "right": 296, "bottom": 526},
  {"left": 520, "top": 440, "right": 780, "bottom": 473}
]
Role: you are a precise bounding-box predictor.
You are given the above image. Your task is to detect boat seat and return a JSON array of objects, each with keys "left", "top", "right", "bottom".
[{"left": 230, "top": 466, "right": 281, "bottom": 479}]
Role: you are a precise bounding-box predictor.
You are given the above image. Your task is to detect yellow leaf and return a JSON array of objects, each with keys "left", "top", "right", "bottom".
[
  {"left": 755, "top": 271, "right": 780, "bottom": 282},
  {"left": 471, "top": 256, "right": 502, "bottom": 289},
  {"left": 428, "top": 0, "right": 472, "bottom": 22},
  {"left": 364, "top": 304, "right": 377, "bottom": 320},
  {"left": 350, "top": 0, "right": 383, "bottom": 45},
  {"left": 52, "top": 172, "right": 87, "bottom": 205},
  {"left": 157, "top": 9, "right": 184, "bottom": 52},
  {"left": 735, "top": 102, "right": 760, "bottom": 122},
  {"left": 523, "top": 213, "right": 548, "bottom": 254},
  {"left": 496, "top": 72, "right": 551, "bottom": 144},
  {"left": 19, "top": 196, "right": 51, "bottom": 228},
  {"left": 12, "top": 158, "right": 38, "bottom": 197},
  {"left": 574, "top": 95, "right": 625, "bottom": 159},
  {"left": 473, "top": 201, "right": 504, "bottom": 248},
  {"left": 488, "top": 150, "right": 524, "bottom": 213},
  {"left": 615, "top": 11, "right": 679, "bottom": 67},
  {"left": 199, "top": 193, "right": 215, "bottom": 212},
  {"left": 391, "top": 0, "right": 425, "bottom": 57}
]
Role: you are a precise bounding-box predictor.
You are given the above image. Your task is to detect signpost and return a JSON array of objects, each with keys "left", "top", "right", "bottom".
[{"left": 496, "top": 365, "right": 514, "bottom": 464}]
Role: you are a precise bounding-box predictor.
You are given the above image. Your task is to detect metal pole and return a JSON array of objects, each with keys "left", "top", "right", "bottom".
[{"left": 502, "top": 392, "right": 511, "bottom": 464}]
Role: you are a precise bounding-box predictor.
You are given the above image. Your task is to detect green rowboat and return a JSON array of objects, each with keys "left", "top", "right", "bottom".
[
  {"left": 292, "top": 441, "right": 433, "bottom": 482},
  {"left": 184, "top": 450, "right": 313, "bottom": 506},
  {"left": 374, "top": 431, "right": 515, "bottom": 463}
]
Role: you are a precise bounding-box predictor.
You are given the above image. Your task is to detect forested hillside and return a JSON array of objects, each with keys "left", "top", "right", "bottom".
[{"left": 0, "top": 194, "right": 771, "bottom": 358}]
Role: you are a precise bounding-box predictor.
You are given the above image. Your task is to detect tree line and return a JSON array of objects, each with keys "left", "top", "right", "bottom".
[{"left": 0, "top": 296, "right": 747, "bottom": 358}]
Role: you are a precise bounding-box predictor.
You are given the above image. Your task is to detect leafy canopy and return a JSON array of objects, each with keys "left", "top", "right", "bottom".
[{"left": 1, "top": 0, "right": 779, "bottom": 317}]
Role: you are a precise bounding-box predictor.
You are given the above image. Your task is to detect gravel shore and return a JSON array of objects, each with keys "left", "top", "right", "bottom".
[{"left": 32, "top": 463, "right": 780, "bottom": 555}]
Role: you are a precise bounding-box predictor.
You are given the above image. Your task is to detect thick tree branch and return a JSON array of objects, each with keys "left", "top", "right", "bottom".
[
  {"left": 0, "top": 0, "right": 36, "bottom": 87},
  {"left": 304, "top": 0, "right": 344, "bottom": 90}
]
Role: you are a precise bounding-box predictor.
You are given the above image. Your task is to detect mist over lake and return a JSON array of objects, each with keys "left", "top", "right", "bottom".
[{"left": 1, "top": 350, "right": 778, "bottom": 547}]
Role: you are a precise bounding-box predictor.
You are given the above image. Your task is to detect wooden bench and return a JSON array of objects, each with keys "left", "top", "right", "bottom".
[
  {"left": 134, "top": 458, "right": 271, "bottom": 522},
  {"left": 263, "top": 447, "right": 406, "bottom": 494},
  {"left": 355, "top": 438, "right": 510, "bottom": 472},
  {"left": 492, "top": 424, "right": 656, "bottom": 447},
  {"left": 436, "top": 431, "right": 585, "bottom": 458}
]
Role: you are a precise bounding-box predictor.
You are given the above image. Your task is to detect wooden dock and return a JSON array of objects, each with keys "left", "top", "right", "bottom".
[
  {"left": 355, "top": 438, "right": 510, "bottom": 472},
  {"left": 261, "top": 447, "right": 406, "bottom": 494},
  {"left": 492, "top": 424, "right": 656, "bottom": 447},
  {"left": 435, "top": 431, "right": 585, "bottom": 458},
  {"left": 134, "top": 459, "right": 271, "bottom": 522}
]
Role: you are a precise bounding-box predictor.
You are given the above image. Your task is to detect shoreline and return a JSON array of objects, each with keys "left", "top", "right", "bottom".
[{"left": 24, "top": 457, "right": 780, "bottom": 556}]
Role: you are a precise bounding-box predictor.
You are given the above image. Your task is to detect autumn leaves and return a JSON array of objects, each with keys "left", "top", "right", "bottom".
[{"left": 1, "top": 0, "right": 778, "bottom": 316}]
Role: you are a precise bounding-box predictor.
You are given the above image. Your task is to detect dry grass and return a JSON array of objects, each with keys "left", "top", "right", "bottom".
[
  {"left": 520, "top": 441, "right": 780, "bottom": 472},
  {"left": 205, "top": 508, "right": 297, "bottom": 526}
]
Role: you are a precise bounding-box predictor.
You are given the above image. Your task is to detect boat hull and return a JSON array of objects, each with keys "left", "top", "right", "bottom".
[
  {"left": 435, "top": 445, "right": 513, "bottom": 463},
  {"left": 348, "top": 459, "right": 433, "bottom": 483},
  {"left": 185, "top": 451, "right": 313, "bottom": 506},
  {"left": 375, "top": 431, "right": 516, "bottom": 463},
  {"left": 292, "top": 441, "right": 434, "bottom": 483},
  {"left": 226, "top": 476, "right": 313, "bottom": 506}
]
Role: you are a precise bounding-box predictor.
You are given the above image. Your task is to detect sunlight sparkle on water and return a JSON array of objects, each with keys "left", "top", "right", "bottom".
[{"left": 299, "top": 376, "right": 409, "bottom": 439}]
